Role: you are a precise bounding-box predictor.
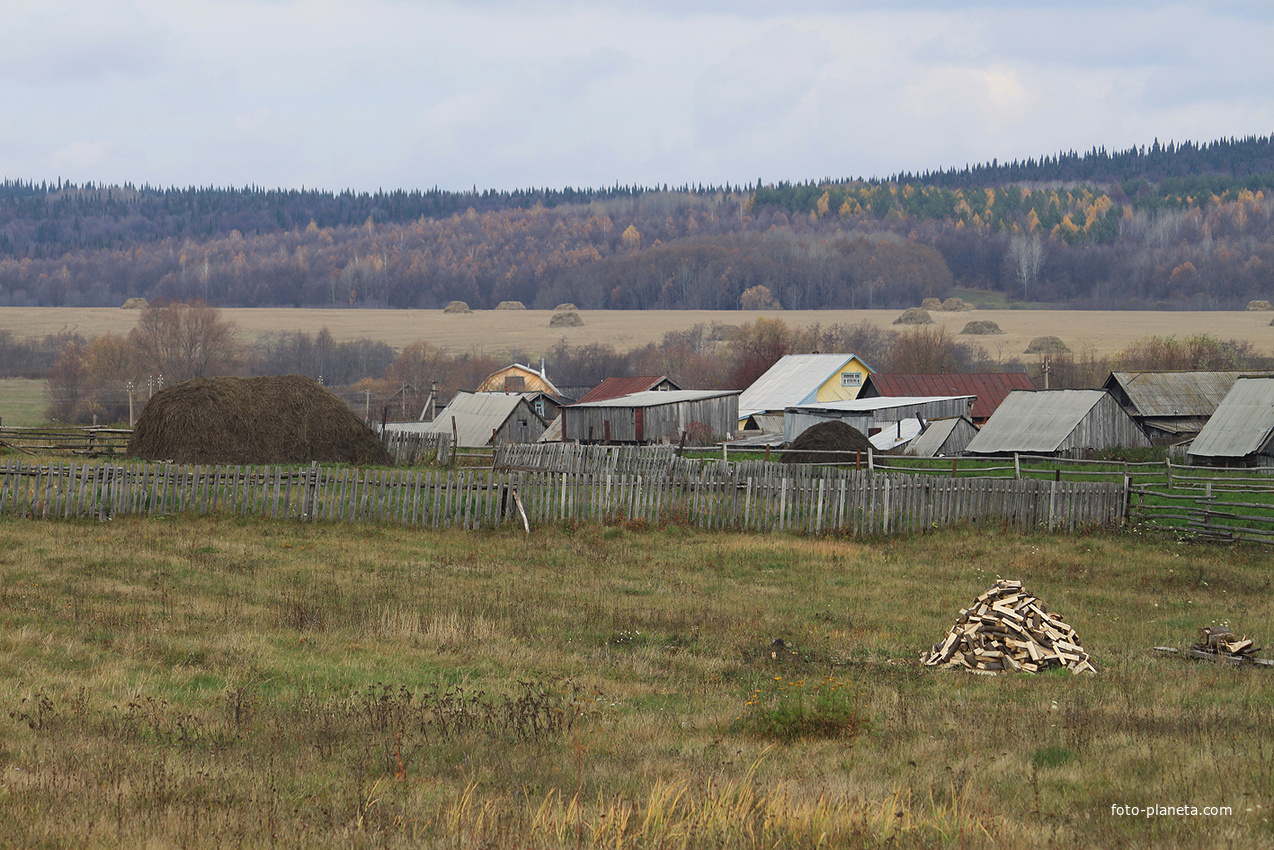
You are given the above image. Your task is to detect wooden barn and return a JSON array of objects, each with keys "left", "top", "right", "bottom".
[
  {"left": 1186, "top": 376, "right": 1274, "bottom": 466},
  {"left": 575, "top": 375, "right": 682, "bottom": 404},
  {"left": 965, "top": 389, "right": 1150, "bottom": 458},
  {"left": 476, "top": 363, "right": 562, "bottom": 395},
  {"left": 563, "top": 390, "right": 740, "bottom": 444},
  {"left": 409, "top": 391, "right": 546, "bottom": 447},
  {"left": 1103, "top": 370, "right": 1257, "bottom": 440},
  {"left": 902, "top": 416, "right": 980, "bottom": 457}
]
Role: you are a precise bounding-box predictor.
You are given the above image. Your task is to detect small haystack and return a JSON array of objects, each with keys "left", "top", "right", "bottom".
[
  {"left": 940, "top": 297, "right": 973, "bottom": 311},
  {"left": 554, "top": 303, "right": 577, "bottom": 312},
  {"left": 1025, "top": 335, "right": 1070, "bottom": 354},
  {"left": 128, "top": 375, "right": 392, "bottom": 466},
  {"left": 1246, "top": 300, "right": 1273, "bottom": 311},
  {"left": 782, "top": 420, "right": 874, "bottom": 465},
  {"left": 550, "top": 310, "right": 584, "bottom": 327},
  {"left": 893, "top": 308, "right": 933, "bottom": 325},
  {"left": 495, "top": 300, "right": 526, "bottom": 310},
  {"left": 921, "top": 297, "right": 942, "bottom": 310},
  {"left": 443, "top": 301, "right": 471, "bottom": 314},
  {"left": 121, "top": 297, "right": 149, "bottom": 310},
  {"left": 923, "top": 580, "right": 1096, "bottom": 675},
  {"left": 961, "top": 320, "right": 1004, "bottom": 335}
]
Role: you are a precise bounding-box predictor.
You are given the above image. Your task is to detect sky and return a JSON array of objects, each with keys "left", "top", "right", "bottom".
[{"left": 3, "top": 0, "right": 1273, "bottom": 194}]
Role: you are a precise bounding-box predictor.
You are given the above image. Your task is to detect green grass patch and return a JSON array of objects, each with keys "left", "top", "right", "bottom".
[{"left": 0, "top": 377, "right": 48, "bottom": 426}]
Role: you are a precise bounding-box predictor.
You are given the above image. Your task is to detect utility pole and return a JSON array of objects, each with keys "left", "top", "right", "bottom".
[
  {"left": 364, "top": 389, "right": 372, "bottom": 424},
  {"left": 127, "top": 381, "right": 135, "bottom": 427}
]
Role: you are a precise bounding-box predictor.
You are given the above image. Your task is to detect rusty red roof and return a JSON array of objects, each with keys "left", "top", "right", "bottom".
[
  {"left": 862, "top": 373, "right": 1034, "bottom": 421},
  {"left": 574, "top": 376, "right": 682, "bottom": 404}
]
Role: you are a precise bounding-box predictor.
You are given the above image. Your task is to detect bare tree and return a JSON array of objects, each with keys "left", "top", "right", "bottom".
[
  {"left": 1008, "top": 233, "right": 1047, "bottom": 300},
  {"left": 129, "top": 300, "right": 242, "bottom": 383}
]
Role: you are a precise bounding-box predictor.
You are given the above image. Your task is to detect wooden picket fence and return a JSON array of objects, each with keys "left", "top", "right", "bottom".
[
  {"left": 0, "top": 458, "right": 1128, "bottom": 535},
  {"left": 0, "top": 426, "right": 131, "bottom": 456},
  {"left": 381, "top": 430, "right": 452, "bottom": 466}
]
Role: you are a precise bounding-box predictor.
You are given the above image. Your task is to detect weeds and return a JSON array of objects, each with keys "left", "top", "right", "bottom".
[{"left": 733, "top": 674, "right": 868, "bottom": 743}]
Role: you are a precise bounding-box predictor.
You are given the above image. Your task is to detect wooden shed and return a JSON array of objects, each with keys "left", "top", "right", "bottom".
[
  {"left": 965, "top": 389, "right": 1150, "bottom": 458},
  {"left": 406, "top": 391, "right": 546, "bottom": 448},
  {"left": 563, "top": 390, "right": 740, "bottom": 444},
  {"left": 1102, "top": 370, "right": 1258, "bottom": 440},
  {"left": 782, "top": 396, "right": 975, "bottom": 443},
  {"left": 1186, "top": 376, "right": 1274, "bottom": 466},
  {"left": 861, "top": 372, "right": 1034, "bottom": 424},
  {"left": 902, "top": 416, "right": 980, "bottom": 457}
]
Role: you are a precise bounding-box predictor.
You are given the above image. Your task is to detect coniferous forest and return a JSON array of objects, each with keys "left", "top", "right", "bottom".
[{"left": 1, "top": 135, "right": 1272, "bottom": 312}]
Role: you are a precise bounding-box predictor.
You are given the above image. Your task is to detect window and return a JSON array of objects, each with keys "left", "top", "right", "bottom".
[
  {"left": 504, "top": 375, "right": 526, "bottom": 391},
  {"left": 841, "top": 372, "right": 862, "bottom": 388},
  {"left": 534, "top": 400, "right": 546, "bottom": 416}
]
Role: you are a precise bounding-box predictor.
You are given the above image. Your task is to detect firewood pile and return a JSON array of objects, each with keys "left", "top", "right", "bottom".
[
  {"left": 922, "top": 579, "right": 1097, "bottom": 675},
  {"left": 1193, "top": 625, "right": 1259, "bottom": 660}
]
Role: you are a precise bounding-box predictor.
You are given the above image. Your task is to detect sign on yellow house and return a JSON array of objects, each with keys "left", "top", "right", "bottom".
[{"left": 736, "top": 353, "right": 874, "bottom": 429}]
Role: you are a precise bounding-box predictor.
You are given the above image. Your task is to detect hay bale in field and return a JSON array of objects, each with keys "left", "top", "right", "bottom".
[
  {"left": 443, "top": 300, "right": 471, "bottom": 314},
  {"left": 1247, "top": 300, "right": 1273, "bottom": 311},
  {"left": 893, "top": 308, "right": 933, "bottom": 325},
  {"left": 1025, "top": 335, "right": 1070, "bottom": 354},
  {"left": 495, "top": 300, "right": 526, "bottom": 310},
  {"left": 782, "top": 420, "right": 874, "bottom": 465},
  {"left": 550, "top": 310, "right": 584, "bottom": 327},
  {"left": 961, "top": 320, "right": 1004, "bottom": 335},
  {"left": 127, "top": 375, "right": 392, "bottom": 466},
  {"left": 921, "top": 297, "right": 942, "bottom": 310},
  {"left": 121, "top": 297, "right": 148, "bottom": 310},
  {"left": 554, "top": 303, "right": 577, "bottom": 312},
  {"left": 940, "top": 297, "right": 973, "bottom": 312}
]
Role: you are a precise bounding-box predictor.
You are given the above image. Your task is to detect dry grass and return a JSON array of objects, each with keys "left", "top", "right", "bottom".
[
  {"left": 0, "top": 377, "right": 48, "bottom": 426},
  {"left": 4, "top": 306, "right": 1274, "bottom": 359},
  {"left": 0, "top": 516, "right": 1272, "bottom": 848}
]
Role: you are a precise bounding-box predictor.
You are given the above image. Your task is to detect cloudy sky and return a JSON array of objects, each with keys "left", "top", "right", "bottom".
[{"left": 4, "top": 1, "right": 1272, "bottom": 194}]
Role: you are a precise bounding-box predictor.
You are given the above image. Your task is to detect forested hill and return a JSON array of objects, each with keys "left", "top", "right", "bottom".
[{"left": 1, "top": 135, "right": 1272, "bottom": 311}]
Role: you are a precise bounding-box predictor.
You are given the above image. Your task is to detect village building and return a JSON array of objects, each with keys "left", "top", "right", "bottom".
[
  {"left": 860, "top": 372, "right": 1034, "bottom": 425},
  {"left": 964, "top": 389, "right": 1150, "bottom": 458},
  {"left": 737, "top": 354, "right": 873, "bottom": 430},
  {"left": 782, "top": 395, "right": 975, "bottom": 447},
  {"left": 393, "top": 391, "right": 546, "bottom": 448},
  {"left": 901, "top": 416, "right": 981, "bottom": 457},
  {"left": 563, "top": 389, "right": 740, "bottom": 445},
  {"left": 1102, "top": 370, "right": 1259, "bottom": 441},
  {"left": 1186, "top": 376, "right": 1274, "bottom": 466}
]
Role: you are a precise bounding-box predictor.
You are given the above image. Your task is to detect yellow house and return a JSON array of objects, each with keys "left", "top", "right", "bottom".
[
  {"left": 476, "top": 363, "right": 562, "bottom": 395},
  {"left": 737, "top": 354, "right": 874, "bottom": 429}
]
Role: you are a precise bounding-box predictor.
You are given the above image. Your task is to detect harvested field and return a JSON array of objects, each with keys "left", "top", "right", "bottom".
[{"left": 4, "top": 306, "right": 1274, "bottom": 360}]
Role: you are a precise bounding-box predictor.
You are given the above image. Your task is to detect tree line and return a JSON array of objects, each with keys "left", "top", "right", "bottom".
[{"left": 0, "top": 135, "right": 1271, "bottom": 313}]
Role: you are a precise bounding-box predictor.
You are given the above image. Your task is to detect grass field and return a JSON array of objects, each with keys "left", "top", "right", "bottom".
[
  {"left": 3, "top": 306, "right": 1274, "bottom": 361},
  {"left": 0, "top": 514, "right": 1270, "bottom": 848},
  {"left": 0, "top": 377, "right": 48, "bottom": 426}
]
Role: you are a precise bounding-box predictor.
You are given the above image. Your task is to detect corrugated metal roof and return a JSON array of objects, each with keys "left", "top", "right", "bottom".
[
  {"left": 864, "top": 372, "right": 1033, "bottom": 421},
  {"left": 903, "top": 417, "right": 978, "bottom": 457},
  {"left": 575, "top": 376, "right": 680, "bottom": 404},
  {"left": 964, "top": 390, "right": 1106, "bottom": 454},
  {"left": 1103, "top": 371, "right": 1256, "bottom": 418},
  {"left": 420, "top": 391, "right": 537, "bottom": 447},
  {"left": 786, "top": 395, "right": 974, "bottom": 421},
  {"left": 570, "top": 389, "right": 739, "bottom": 409},
  {"left": 1186, "top": 377, "right": 1274, "bottom": 459},
  {"left": 737, "top": 354, "right": 868, "bottom": 417}
]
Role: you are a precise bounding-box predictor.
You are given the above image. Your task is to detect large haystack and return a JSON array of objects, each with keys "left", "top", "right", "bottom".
[
  {"left": 128, "top": 375, "right": 392, "bottom": 466},
  {"left": 893, "top": 308, "right": 933, "bottom": 325},
  {"left": 961, "top": 320, "right": 1004, "bottom": 335},
  {"left": 550, "top": 310, "right": 584, "bottom": 327},
  {"left": 782, "top": 420, "right": 874, "bottom": 465}
]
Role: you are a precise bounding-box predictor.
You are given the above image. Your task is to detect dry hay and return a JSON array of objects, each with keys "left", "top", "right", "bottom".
[
  {"left": 893, "top": 308, "right": 933, "bottom": 325},
  {"left": 961, "top": 320, "right": 1004, "bottom": 335},
  {"left": 1025, "top": 335, "right": 1070, "bottom": 354},
  {"left": 782, "top": 420, "right": 874, "bottom": 465},
  {"left": 554, "top": 303, "right": 577, "bottom": 312},
  {"left": 940, "top": 297, "right": 974, "bottom": 312},
  {"left": 920, "top": 297, "right": 942, "bottom": 310},
  {"left": 495, "top": 300, "right": 526, "bottom": 310},
  {"left": 1248, "top": 300, "right": 1273, "bottom": 311},
  {"left": 550, "top": 310, "right": 584, "bottom": 327},
  {"left": 127, "top": 375, "right": 392, "bottom": 466},
  {"left": 443, "top": 300, "right": 471, "bottom": 314},
  {"left": 121, "top": 297, "right": 148, "bottom": 310},
  {"left": 922, "top": 579, "right": 1097, "bottom": 675}
]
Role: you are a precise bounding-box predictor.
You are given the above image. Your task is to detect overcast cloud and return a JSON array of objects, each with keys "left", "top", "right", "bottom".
[{"left": 3, "top": 1, "right": 1271, "bottom": 193}]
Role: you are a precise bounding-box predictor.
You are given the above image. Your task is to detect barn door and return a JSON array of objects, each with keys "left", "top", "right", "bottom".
[{"left": 635, "top": 408, "right": 644, "bottom": 442}]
